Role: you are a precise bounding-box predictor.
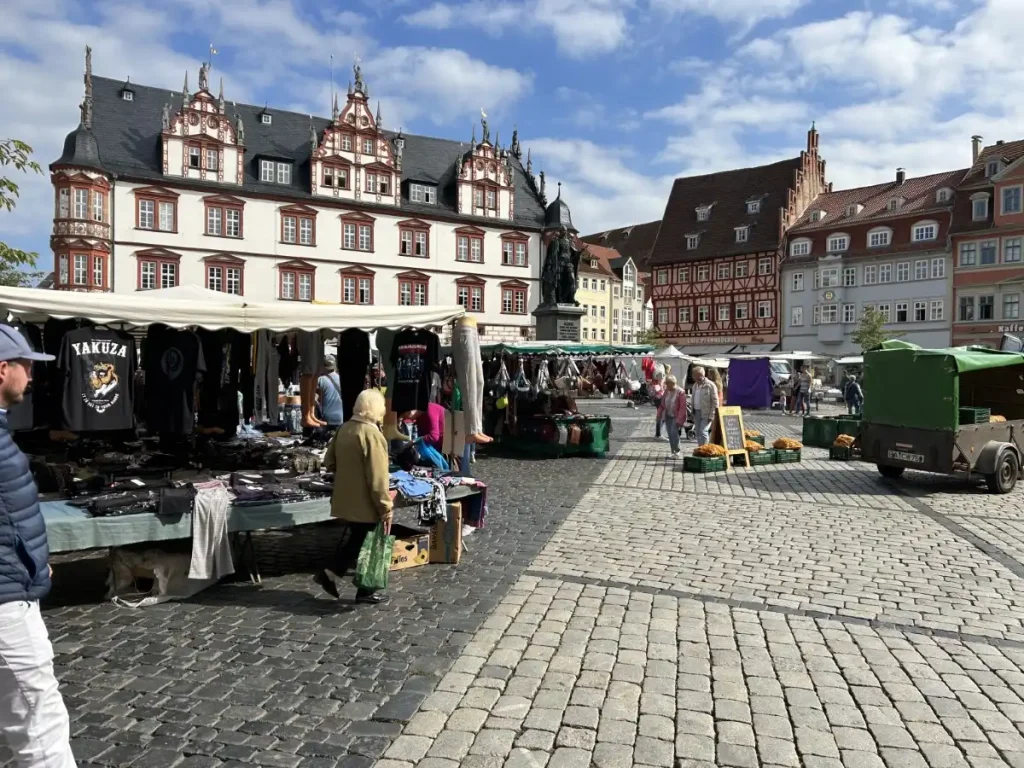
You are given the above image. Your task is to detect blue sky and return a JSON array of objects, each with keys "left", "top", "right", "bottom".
[{"left": 1, "top": 0, "right": 1019, "bottom": 273}]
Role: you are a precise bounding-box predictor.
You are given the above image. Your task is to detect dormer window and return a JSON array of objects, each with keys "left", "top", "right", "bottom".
[
  {"left": 888, "top": 198, "right": 904, "bottom": 211},
  {"left": 845, "top": 203, "right": 863, "bottom": 216},
  {"left": 260, "top": 159, "right": 292, "bottom": 184},
  {"left": 410, "top": 183, "right": 437, "bottom": 204},
  {"left": 122, "top": 91, "right": 134, "bottom": 102},
  {"left": 696, "top": 206, "right": 710, "bottom": 222},
  {"left": 810, "top": 210, "right": 825, "bottom": 223},
  {"left": 686, "top": 234, "right": 699, "bottom": 250},
  {"left": 746, "top": 200, "right": 761, "bottom": 214},
  {"left": 590, "top": 259, "right": 598, "bottom": 269},
  {"left": 735, "top": 226, "right": 749, "bottom": 244},
  {"left": 936, "top": 188, "right": 952, "bottom": 203},
  {"left": 986, "top": 160, "right": 1003, "bottom": 177},
  {"left": 972, "top": 193, "right": 990, "bottom": 221},
  {"left": 261, "top": 113, "right": 273, "bottom": 125}
]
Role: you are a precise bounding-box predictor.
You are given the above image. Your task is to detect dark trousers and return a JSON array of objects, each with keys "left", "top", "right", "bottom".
[{"left": 333, "top": 522, "right": 379, "bottom": 593}]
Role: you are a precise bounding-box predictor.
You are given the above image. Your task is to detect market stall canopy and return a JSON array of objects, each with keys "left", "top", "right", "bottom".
[
  {"left": 681, "top": 344, "right": 736, "bottom": 356},
  {"left": 730, "top": 343, "right": 779, "bottom": 355},
  {"left": 836, "top": 355, "right": 863, "bottom": 365},
  {"left": 469, "top": 341, "right": 654, "bottom": 356},
  {"left": 0, "top": 286, "right": 465, "bottom": 332},
  {"left": 653, "top": 345, "right": 691, "bottom": 361}
]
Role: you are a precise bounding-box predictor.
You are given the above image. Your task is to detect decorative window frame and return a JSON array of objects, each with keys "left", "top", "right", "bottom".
[
  {"left": 789, "top": 238, "right": 812, "bottom": 257},
  {"left": 455, "top": 275, "right": 486, "bottom": 313},
  {"left": 134, "top": 186, "right": 179, "bottom": 232},
  {"left": 203, "top": 253, "right": 245, "bottom": 295},
  {"left": 971, "top": 192, "right": 990, "bottom": 222},
  {"left": 734, "top": 226, "right": 749, "bottom": 244},
  {"left": 362, "top": 162, "right": 394, "bottom": 196},
  {"left": 911, "top": 220, "right": 939, "bottom": 242},
  {"left": 826, "top": 233, "right": 850, "bottom": 253},
  {"left": 339, "top": 265, "right": 375, "bottom": 305},
  {"left": 340, "top": 211, "right": 376, "bottom": 253},
  {"left": 186, "top": 139, "right": 224, "bottom": 173},
  {"left": 455, "top": 225, "right": 486, "bottom": 263},
  {"left": 54, "top": 240, "right": 110, "bottom": 292},
  {"left": 397, "top": 218, "right": 431, "bottom": 258},
  {"left": 397, "top": 270, "right": 430, "bottom": 307},
  {"left": 278, "top": 258, "right": 316, "bottom": 302},
  {"left": 500, "top": 231, "right": 530, "bottom": 267},
  {"left": 280, "top": 203, "right": 318, "bottom": 247},
  {"left": 136, "top": 247, "right": 181, "bottom": 291},
  {"left": 500, "top": 279, "right": 530, "bottom": 315},
  {"left": 203, "top": 194, "right": 245, "bottom": 239},
  {"left": 1001, "top": 184, "right": 1024, "bottom": 216},
  {"left": 867, "top": 226, "right": 893, "bottom": 248},
  {"left": 321, "top": 159, "right": 352, "bottom": 190}
]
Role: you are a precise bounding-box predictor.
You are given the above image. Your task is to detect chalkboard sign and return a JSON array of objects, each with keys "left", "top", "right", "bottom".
[{"left": 716, "top": 406, "right": 749, "bottom": 468}]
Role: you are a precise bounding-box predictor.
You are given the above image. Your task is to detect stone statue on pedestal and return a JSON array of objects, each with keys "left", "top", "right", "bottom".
[{"left": 541, "top": 227, "right": 580, "bottom": 307}]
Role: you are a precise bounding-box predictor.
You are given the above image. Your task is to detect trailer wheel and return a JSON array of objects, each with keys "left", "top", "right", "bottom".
[
  {"left": 877, "top": 464, "right": 905, "bottom": 479},
  {"left": 986, "top": 450, "right": 1019, "bottom": 494}
]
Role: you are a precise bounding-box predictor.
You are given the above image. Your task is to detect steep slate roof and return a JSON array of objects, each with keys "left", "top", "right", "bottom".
[
  {"left": 581, "top": 220, "right": 661, "bottom": 270},
  {"left": 58, "top": 76, "right": 547, "bottom": 228},
  {"left": 950, "top": 138, "right": 1024, "bottom": 234},
  {"left": 790, "top": 168, "right": 967, "bottom": 234},
  {"left": 648, "top": 157, "right": 804, "bottom": 266}
]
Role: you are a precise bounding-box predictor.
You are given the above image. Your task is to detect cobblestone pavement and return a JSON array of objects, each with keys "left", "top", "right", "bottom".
[{"left": 379, "top": 409, "right": 1024, "bottom": 768}]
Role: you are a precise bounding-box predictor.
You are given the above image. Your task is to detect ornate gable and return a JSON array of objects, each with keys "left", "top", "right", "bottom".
[{"left": 456, "top": 111, "right": 516, "bottom": 221}]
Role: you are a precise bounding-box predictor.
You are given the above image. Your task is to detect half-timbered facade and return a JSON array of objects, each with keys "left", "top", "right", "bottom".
[
  {"left": 49, "top": 49, "right": 554, "bottom": 343},
  {"left": 781, "top": 168, "right": 964, "bottom": 355},
  {"left": 646, "top": 127, "right": 828, "bottom": 354}
]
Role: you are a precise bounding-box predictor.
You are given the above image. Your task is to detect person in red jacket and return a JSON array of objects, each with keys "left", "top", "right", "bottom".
[{"left": 657, "top": 375, "right": 687, "bottom": 456}]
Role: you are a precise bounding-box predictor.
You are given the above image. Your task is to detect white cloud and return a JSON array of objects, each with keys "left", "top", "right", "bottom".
[
  {"left": 401, "top": 0, "right": 632, "bottom": 58},
  {"left": 652, "top": 0, "right": 808, "bottom": 36}
]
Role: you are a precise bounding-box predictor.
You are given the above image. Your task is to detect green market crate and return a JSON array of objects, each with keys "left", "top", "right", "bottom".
[
  {"left": 774, "top": 449, "right": 802, "bottom": 464},
  {"left": 836, "top": 418, "right": 861, "bottom": 438},
  {"left": 959, "top": 406, "right": 991, "bottom": 425},
  {"left": 829, "top": 445, "right": 853, "bottom": 461},
  {"left": 801, "top": 417, "right": 822, "bottom": 446},
  {"left": 746, "top": 434, "right": 766, "bottom": 446},
  {"left": 739, "top": 449, "right": 775, "bottom": 466},
  {"left": 818, "top": 418, "right": 840, "bottom": 447},
  {"left": 683, "top": 455, "right": 727, "bottom": 473}
]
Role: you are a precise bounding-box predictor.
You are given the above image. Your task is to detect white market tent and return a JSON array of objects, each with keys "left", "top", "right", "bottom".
[
  {"left": 836, "top": 355, "right": 864, "bottom": 365},
  {"left": 653, "top": 344, "right": 691, "bottom": 362},
  {"left": 0, "top": 285, "right": 465, "bottom": 332}
]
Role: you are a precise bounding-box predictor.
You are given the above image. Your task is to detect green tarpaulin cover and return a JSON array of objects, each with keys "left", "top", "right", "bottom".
[{"left": 863, "top": 341, "right": 1024, "bottom": 430}]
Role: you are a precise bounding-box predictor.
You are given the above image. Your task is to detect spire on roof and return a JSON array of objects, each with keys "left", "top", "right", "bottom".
[
  {"left": 182, "top": 71, "right": 190, "bottom": 105},
  {"left": 332, "top": 92, "right": 339, "bottom": 120},
  {"left": 218, "top": 77, "right": 225, "bottom": 114},
  {"left": 471, "top": 122, "right": 476, "bottom": 145},
  {"left": 80, "top": 45, "right": 94, "bottom": 129},
  {"left": 347, "top": 80, "right": 353, "bottom": 97},
  {"left": 526, "top": 147, "right": 533, "bottom": 174},
  {"left": 376, "top": 101, "right": 382, "bottom": 127}
]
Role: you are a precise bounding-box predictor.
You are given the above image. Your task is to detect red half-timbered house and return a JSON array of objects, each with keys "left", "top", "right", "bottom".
[{"left": 647, "top": 127, "right": 828, "bottom": 354}]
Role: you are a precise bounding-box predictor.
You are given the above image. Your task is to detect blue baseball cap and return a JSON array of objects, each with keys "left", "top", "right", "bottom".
[{"left": 0, "top": 325, "right": 54, "bottom": 363}]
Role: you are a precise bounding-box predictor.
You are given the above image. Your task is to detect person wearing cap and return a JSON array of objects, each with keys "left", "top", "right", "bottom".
[
  {"left": 0, "top": 325, "right": 76, "bottom": 766},
  {"left": 316, "top": 355, "right": 344, "bottom": 428}
]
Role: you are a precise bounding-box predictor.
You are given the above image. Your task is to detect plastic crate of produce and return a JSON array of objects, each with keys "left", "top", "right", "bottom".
[
  {"left": 746, "top": 434, "right": 766, "bottom": 446},
  {"left": 774, "top": 448, "right": 802, "bottom": 463},
  {"left": 741, "top": 449, "right": 775, "bottom": 466},
  {"left": 959, "top": 406, "right": 990, "bottom": 425},
  {"left": 801, "top": 418, "right": 823, "bottom": 446},
  {"left": 829, "top": 445, "right": 852, "bottom": 461},
  {"left": 683, "top": 456, "right": 727, "bottom": 473}
]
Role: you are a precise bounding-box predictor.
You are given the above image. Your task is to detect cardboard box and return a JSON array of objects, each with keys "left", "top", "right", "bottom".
[
  {"left": 390, "top": 524, "right": 431, "bottom": 571},
  {"left": 429, "top": 502, "right": 463, "bottom": 565}
]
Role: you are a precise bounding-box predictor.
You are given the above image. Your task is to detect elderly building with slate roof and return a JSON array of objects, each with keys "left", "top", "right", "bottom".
[
  {"left": 49, "top": 48, "right": 566, "bottom": 343},
  {"left": 643, "top": 126, "right": 828, "bottom": 354},
  {"left": 949, "top": 136, "right": 1024, "bottom": 348},
  {"left": 781, "top": 167, "right": 966, "bottom": 356}
]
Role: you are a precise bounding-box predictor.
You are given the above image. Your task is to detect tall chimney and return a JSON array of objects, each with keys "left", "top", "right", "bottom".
[
  {"left": 972, "top": 135, "right": 983, "bottom": 163},
  {"left": 896, "top": 167, "right": 906, "bottom": 185}
]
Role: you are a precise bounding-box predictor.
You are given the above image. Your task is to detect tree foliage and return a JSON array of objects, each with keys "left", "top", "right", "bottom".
[
  {"left": 0, "top": 138, "right": 43, "bottom": 272},
  {"left": 851, "top": 306, "right": 902, "bottom": 352},
  {"left": 640, "top": 326, "right": 664, "bottom": 346}
]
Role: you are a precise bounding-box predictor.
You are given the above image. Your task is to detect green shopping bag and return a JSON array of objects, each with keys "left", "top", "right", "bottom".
[{"left": 353, "top": 523, "right": 395, "bottom": 591}]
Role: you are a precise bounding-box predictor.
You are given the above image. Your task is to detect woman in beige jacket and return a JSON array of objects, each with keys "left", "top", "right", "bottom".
[{"left": 314, "top": 388, "right": 394, "bottom": 605}]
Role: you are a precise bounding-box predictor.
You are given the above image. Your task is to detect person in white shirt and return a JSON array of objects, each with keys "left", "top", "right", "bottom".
[{"left": 690, "top": 366, "right": 720, "bottom": 446}]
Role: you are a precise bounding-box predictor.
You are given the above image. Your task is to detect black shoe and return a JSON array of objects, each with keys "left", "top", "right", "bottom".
[
  {"left": 355, "top": 591, "right": 390, "bottom": 605},
  {"left": 313, "top": 570, "right": 340, "bottom": 599}
]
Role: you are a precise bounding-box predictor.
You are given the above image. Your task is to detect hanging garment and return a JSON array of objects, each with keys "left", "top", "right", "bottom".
[
  {"left": 390, "top": 329, "right": 440, "bottom": 414},
  {"left": 189, "top": 480, "right": 234, "bottom": 580},
  {"left": 58, "top": 327, "right": 138, "bottom": 432},
  {"left": 452, "top": 321, "right": 485, "bottom": 436},
  {"left": 143, "top": 325, "right": 206, "bottom": 435},
  {"left": 197, "top": 329, "right": 251, "bottom": 433},
  {"left": 296, "top": 330, "right": 325, "bottom": 376},
  {"left": 337, "top": 328, "right": 370, "bottom": 421},
  {"left": 418, "top": 480, "right": 447, "bottom": 526},
  {"left": 252, "top": 330, "right": 280, "bottom": 425}
]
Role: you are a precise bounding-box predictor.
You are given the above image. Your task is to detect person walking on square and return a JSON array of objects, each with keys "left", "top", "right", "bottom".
[
  {"left": 650, "top": 376, "right": 666, "bottom": 438},
  {"left": 0, "top": 325, "right": 77, "bottom": 768},
  {"left": 690, "top": 365, "right": 720, "bottom": 446},
  {"left": 314, "top": 388, "right": 393, "bottom": 605},
  {"left": 844, "top": 373, "right": 864, "bottom": 415},
  {"left": 659, "top": 375, "right": 687, "bottom": 456}
]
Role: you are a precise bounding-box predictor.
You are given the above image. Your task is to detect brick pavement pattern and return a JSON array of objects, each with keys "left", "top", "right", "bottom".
[{"left": 380, "top": 410, "right": 1024, "bottom": 768}]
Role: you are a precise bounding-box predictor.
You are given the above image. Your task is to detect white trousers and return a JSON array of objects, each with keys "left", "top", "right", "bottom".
[{"left": 0, "top": 601, "right": 75, "bottom": 767}]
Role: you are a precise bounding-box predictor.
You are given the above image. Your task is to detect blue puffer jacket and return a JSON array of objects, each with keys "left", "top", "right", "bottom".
[{"left": 0, "top": 412, "right": 51, "bottom": 602}]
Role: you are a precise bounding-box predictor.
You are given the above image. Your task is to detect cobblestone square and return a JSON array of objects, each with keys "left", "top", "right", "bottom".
[{"left": 19, "top": 403, "right": 1024, "bottom": 767}]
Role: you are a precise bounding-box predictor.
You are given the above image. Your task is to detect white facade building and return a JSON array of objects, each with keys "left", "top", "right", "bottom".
[{"left": 50, "top": 52, "right": 558, "bottom": 344}]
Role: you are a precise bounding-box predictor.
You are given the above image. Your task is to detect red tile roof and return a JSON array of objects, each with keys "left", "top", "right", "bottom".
[
  {"left": 579, "top": 243, "right": 619, "bottom": 278},
  {"left": 950, "top": 138, "right": 1024, "bottom": 235},
  {"left": 648, "top": 157, "right": 804, "bottom": 266},
  {"left": 789, "top": 168, "right": 967, "bottom": 234},
  {"left": 581, "top": 220, "right": 661, "bottom": 270}
]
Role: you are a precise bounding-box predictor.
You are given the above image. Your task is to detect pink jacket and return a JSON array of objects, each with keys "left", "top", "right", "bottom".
[{"left": 657, "top": 388, "right": 686, "bottom": 422}]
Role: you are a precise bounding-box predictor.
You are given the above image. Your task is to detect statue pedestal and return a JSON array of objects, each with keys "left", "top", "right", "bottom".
[{"left": 533, "top": 304, "right": 585, "bottom": 343}]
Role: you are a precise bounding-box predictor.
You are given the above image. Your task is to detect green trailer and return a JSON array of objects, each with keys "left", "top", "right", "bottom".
[{"left": 859, "top": 341, "right": 1024, "bottom": 493}]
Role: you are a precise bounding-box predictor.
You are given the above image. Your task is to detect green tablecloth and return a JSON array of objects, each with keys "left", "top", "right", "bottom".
[{"left": 498, "top": 415, "right": 611, "bottom": 457}]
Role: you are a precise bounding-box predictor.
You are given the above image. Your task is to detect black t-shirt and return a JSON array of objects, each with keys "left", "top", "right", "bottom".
[
  {"left": 144, "top": 325, "right": 206, "bottom": 434},
  {"left": 390, "top": 329, "right": 439, "bottom": 414},
  {"left": 59, "top": 328, "right": 137, "bottom": 432},
  {"left": 5, "top": 323, "right": 45, "bottom": 432}
]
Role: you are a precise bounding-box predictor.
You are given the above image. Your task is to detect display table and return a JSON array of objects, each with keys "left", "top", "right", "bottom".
[
  {"left": 44, "top": 485, "right": 481, "bottom": 554},
  {"left": 498, "top": 415, "right": 611, "bottom": 457}
]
